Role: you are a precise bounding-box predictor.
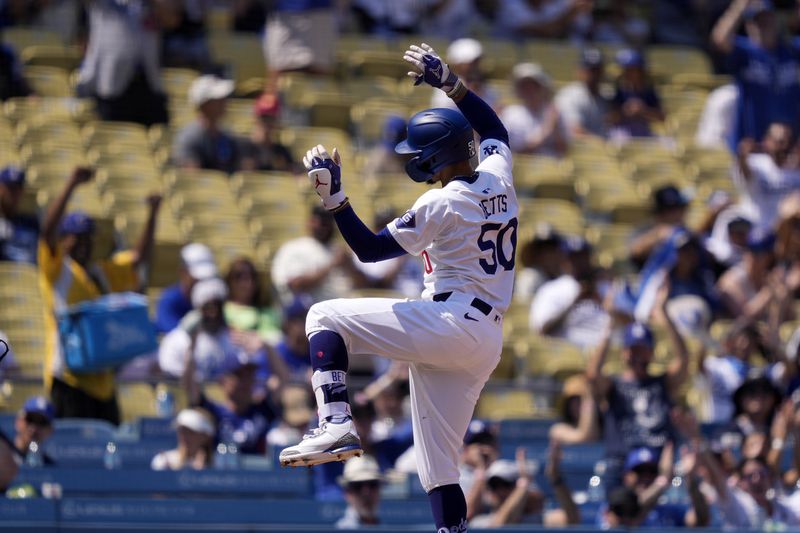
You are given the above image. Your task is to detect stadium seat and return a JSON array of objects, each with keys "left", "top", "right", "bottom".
[
  {"left": 0, "top": 380, "right": 45, "bottom": 413},
  {"left": 2, "top": 27, "right": 63, "bottom": 49},
  {"left": 117, "top": 383, "right": 157, "bottom": 422},
  {"left": 207, "top": 32, "right": 266, "bottom": 84},
  {"left": 476, "top": 388, "right": 539, "bottom": 419},
  {"left": 21, "top": 45, "right": 82, "bottom": 71},
  {"left": 23, "top": 65, "right": 72, "bottom": 97}
]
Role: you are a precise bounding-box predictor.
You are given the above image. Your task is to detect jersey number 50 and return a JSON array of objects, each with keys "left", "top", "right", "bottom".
[{"left": 478, "top": 217, "right": 518, "bottom": 275}]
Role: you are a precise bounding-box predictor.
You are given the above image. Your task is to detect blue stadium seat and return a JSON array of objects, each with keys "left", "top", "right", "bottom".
[
  {"left": 14, "top": 467, "right": 312, "bottom": 498},
  {"left": 498, "top": 418, "right": 556, "bottom": 444},
  {"left": 42, "top": 437, "right": 171, "bottom": 468},
  {"left": 0, "top": 498, "right": 57, "bottom": 529}
]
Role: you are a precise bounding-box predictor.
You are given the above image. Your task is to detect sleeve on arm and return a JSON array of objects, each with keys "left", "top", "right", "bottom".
[
  {"left": 388, "top": 191, "right": 451, "bottom": 256},
  {"left": 333, "top": 204, "right": 407, "bottom": 263},
  {"left": 455, "top": 90, "right": 509, "bottom": 146}
]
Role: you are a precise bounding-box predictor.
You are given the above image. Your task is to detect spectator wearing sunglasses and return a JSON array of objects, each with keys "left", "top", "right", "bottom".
[{"left": 335, "top": 455, "right": 383, "bottom": 529}]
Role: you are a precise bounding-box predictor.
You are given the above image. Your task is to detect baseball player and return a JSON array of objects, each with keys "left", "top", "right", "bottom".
[{"left": 280, "top": 42, "right": 518, "bottom": 532}]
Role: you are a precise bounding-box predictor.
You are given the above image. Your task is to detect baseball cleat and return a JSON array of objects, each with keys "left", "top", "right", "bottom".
[{"left": 279, "top": 419, "right": 363, "bottom": 467}]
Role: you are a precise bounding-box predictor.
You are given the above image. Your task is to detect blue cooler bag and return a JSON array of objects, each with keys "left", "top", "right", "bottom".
[{"left": 58, "top": 292, "right": 158, "bottom": 373}]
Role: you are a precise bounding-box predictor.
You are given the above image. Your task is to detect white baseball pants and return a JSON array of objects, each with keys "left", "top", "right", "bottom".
[{"left": 306, "top": 293, "right": 502, "bottom": 492}]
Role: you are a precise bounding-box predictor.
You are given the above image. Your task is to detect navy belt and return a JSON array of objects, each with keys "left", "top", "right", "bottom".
[{"left": 432, "top": 292, "right": 493, "bottom": 316}]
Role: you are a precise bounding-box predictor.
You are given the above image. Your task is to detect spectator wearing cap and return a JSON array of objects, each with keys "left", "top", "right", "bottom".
[
  {"left": 609, "top": 48, "right": 664, "bottom": 139},
  {"left": 159, "top": 277, "right": 256, "bottom": 382},
  {"left": 717, "top": 230, "right": 780, "bottom": 319},
  {"left": 335, "top": 455, "right": 383, "bottom": 529},
  {"left": 530, "top": 236, "right": 610, "bottom": 349},
  {"left": 76, "top": 0, "right": 168, "bottom": 126},
  {"left": 239, "top": 92, "right": 297, "bottom": 173},
  {"left": 629, "top": 184, "right": 689, "bottom": 268},
  {"left": 150, "top": 407, "right": 217, "bottom": 471},
  {"left": 265, "top": 295, "right": 314, "bottom": 385},
  {"left": 701, "top": 324, "right": 768, "bottom": 425},
  {"left": 0, "top": 166, "right": 38, "bottom": 264},
  {"left": 515, "top": 224, "right": 566, "bottom": 304},
  {"left": 430, "top": 38, "right": 500, "bottom": 112},
  {"left": 712, "top": 0, "right": 800, "bottom": 148},
  {"left": 223, "top": 257, "right": 281, "bottom": 345},
  {"left": 362, "top": 115, "right": 409, "bottom": 182},
  {"left": 469, "top": 449, "right": 566, "bottom": 528},
  {"left": 495, "top": 0, "right": 593, "bottom": 41},
  {"left": 598, "top": 444, "right": 709, "bottom": 528},
  {"left": 587, "top": 278, "right": 688, "bottom": 492},
  {"left": 172, "top": 75, "right": 240, "bottom": 173},
  {"left": 555, "top": 48, "right": 610, "bottom": 140},
  {"left": 39, "top": 168, "right": 161, "bottom": 423},
  {"left": 271, "top": 205, "right": 352, "bottom": 305},
  {"left": 183, "top": 321, "right": 278, "bottom": 455},
  {"left": 736, "top": 122, "right": 800, "bottom": 233},
  {"left": 714, "top": 376, "right": 782, "bottom": 454},
  {"left": 155, "top": 243, "right": 218, "bottom": 334},
  {"left": 0, "top": 396, "right": 55, "bottom": 490},
  {"left": 500, "top": 62, "right": 568, "bottom": 157}
]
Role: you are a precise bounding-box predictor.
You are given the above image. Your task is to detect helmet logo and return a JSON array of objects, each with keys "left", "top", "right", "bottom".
[{"left": 468, "top": 140, "right": 476, "bottom": 157}]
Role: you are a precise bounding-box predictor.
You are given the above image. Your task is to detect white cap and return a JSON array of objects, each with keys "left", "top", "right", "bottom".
[
  {"left": 339, "top": 455, "right": 382, "bottom": 486},
  {"left": 175, "top": 408, "right": 215, "bottom": 437},
  {"left": 188, "top": 75, "right": 235, "bottom": 107},
  {"left": 512, "top": 62, "right": 552, "bottom": 91},
  {"left": 191, "top": 277, "right": 228, "bottom": 309},
  {"left": 181, "top": 243, "right": 218, "bottom": 280},
  {"left": 447, "top": 38, "right": 483, "bottom": 65},
  {"left": 486, "top": 459, "right": 519, "bottom": 483}
]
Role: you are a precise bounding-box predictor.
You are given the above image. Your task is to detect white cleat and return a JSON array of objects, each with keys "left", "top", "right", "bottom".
[{"left": 279, "top": 419, "right": 363, "bottom": 467}]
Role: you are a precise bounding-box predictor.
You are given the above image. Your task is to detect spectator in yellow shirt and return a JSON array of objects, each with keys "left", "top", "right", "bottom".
[{"left": 38, "top": 167, "right": 161, "bottom": 424}]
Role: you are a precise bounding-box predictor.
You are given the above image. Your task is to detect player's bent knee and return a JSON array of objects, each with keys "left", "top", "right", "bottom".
[{"left": 305, "top": 300, "right": 341, "bottom": 337}]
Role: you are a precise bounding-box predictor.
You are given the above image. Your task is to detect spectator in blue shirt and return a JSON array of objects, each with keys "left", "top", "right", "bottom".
[
  {"left": 609, "top": 49, "right": 664, "bottom": 139},
  {"left": 155, "top": 243, "right": 218, "bottom": 333},
  {"left": 185, "top": 347, "right": 278, "bottom": 455},
  {"left": 712, "top": 0, "right": 800, "bottom": 148},
  {"left": 0, "top": 167, "right": 38, "bottom": 264}
]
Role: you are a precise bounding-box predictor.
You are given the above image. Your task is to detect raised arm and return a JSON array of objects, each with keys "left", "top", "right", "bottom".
[
  {"left": 41, "top": 167, "right": 93, "bottom": 253},
  {"left": 303, "top": 145, "right": 407, "bottom": 263},
  {"left": 711, "top": 0, "right": 750, "bottom": 54},
  {"left": 130, "top": 194, "right": 162, "bottom": 268},
  {"left": 653, "top": 280, "right": 689, "bottom": 399},
  {"left": 586, "top": 323, "right": 614, "bottom": 399},
  {"left": 403, "top": 43, "right": 509, "bottom": 146}
]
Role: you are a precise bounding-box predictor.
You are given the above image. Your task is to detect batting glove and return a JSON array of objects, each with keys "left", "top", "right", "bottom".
[
  {"left": 403, "top": 43, "right": 459, "bottom": 92},
  {"left": 304, "top": 144, "right": 346, "bottom": 211}
]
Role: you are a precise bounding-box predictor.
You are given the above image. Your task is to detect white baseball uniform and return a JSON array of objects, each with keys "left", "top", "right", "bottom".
[{"left": 306, "top": 137, "right": 518, "bottom": 492}]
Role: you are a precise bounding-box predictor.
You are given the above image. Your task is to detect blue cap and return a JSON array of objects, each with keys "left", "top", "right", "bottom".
[
  {"left": 22, "top": 396, "right": 55, "bottom": 422},
  {"left": 283, "top": 294, "right": 313, "bottom": 321},
  {"left": 744, "top": 0, "right": 772, "bottom": 20},
  {"left": 624, "top": 447, "right": 659, "bottom": 472},
  {"left": 382, "top": 115, "right": 407, "bottom": 149},
  {"left": 616, "top": 48, "right": 645, "bottom": 68},
  {"left": 580, "top": 48, "right": 604, "bottom": 68},
  {"left": 59, "top": 211, "right": 95, "bottom": 235},
  {"left": 0, "top": 166, "right": 25, "bottom": 186},
  {"left": 747, "top": 230, "right": 775, "bottom": 253},
  {"left": 623, "top": 322, "right": 654, "bottom": 349},
  {"left": 219, "top": 349, "right": 260, "bottom": 375},
  {"left": 464, "top": 420, "right": 496, "bottom": 445}
]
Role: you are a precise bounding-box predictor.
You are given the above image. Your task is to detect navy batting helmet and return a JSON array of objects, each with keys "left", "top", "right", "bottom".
[{"left": 395, "top": 108, "right": 476, "bottom": 183}]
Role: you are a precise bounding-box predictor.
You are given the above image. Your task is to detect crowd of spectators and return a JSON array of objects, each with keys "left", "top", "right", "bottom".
[{"left": 2, "top": 0, "right": 800, "bottom": 530}]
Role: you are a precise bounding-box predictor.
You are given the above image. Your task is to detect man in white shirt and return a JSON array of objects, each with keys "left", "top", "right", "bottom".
[
  {"left": 555, "top": 48, "right": 609, "bottom": 139},
  {"left": 736, "top": 122, "right": 800, "bottom": 232},
  {"left": 158, "top": 278, "right": 254, "bottom": 382},
  {"left": 530, "top": 236, "right": 609, "bottom": 348},
  {"left": 501, "top": 63, "right": 568, "bottom": 157},
  {"left": 271, "top": 205, "right": 351, "bottom": 305}
]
